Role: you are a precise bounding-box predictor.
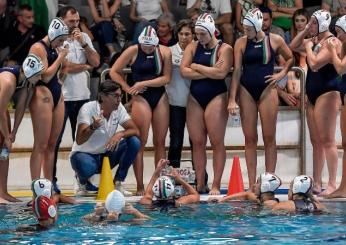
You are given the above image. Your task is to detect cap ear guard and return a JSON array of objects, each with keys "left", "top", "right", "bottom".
[
  {"left": 22, "top": 54, "right": 44, "bottom": 79},
  {"left": 335, "top": 15, "right": 346, "bottom": 33},
  {"left": 48, "top": 17, "right": 69, "bottom": 42}
]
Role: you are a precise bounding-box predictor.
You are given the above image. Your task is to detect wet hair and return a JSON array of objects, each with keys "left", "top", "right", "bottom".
[
  {"left": 259, "top": 6, "right": 272, "bottom": 18},
  {"left": 157, "top": 12, "right": 176, "bottom": 29},
  {"left": 56, "top": 5, "right": 77, "bottom": 18},
  {"left": 176, "top": 19, "right": 195, "bottom": 35}
]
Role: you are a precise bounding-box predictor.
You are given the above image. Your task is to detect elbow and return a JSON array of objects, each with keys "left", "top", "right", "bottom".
[
  {"left": 76, "top": 137, "right": 84, "bottom": 145},
  {"left": 91, "top": 59, "right": 100, "bottom": 68}
]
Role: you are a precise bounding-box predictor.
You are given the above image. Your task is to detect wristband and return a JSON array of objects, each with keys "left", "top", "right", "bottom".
[
  {"left": 81, "top": 43, "right": 88, "bottom": 49},
  {"left": 90, "top": 124, "right": 96, "bottom": 130}
]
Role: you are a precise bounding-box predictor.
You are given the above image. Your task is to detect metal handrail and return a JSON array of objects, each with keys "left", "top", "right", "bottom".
[{"left": 100, "top": 66, "right": 307, "bottom": 174}]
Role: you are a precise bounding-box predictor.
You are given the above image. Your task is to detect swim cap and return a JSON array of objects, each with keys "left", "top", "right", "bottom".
[
  {"left": 195, "top": 13, "right": 216, "bottom": 37},
  {"left": 105, "top": 190, "right": 125, "bottom": 213},
  {"left": 292, "top": 175, "right": 313, "bottom": 195},
  {"left": 152, "top": 176, "right": 175, "bottom": 200},
  {"left": 48, "top": 17, "right": 69, "bottom": 42},
  {"left": 32, "top": 196, "right": 57, "bottom": 221},
  {"left": 259, "top": 172, "right": 281, "bottom": 193},
  {"left": 138, "top": 26, "right": 159, "bottom": 46},
  {"left": 31, "top": 178, "right": 52, "bottom": 198},
  {"left": 312, "top": 10, "right": 331, "bottom": 34},
  {"left": 243, "top": 8, "right": 263, "bottom": 32},
  {"left": 335, "top": 15, "right": 346, "bottom": 33},
  {"left": 22, "top": 54, "right": 44, "bottom": 79}
]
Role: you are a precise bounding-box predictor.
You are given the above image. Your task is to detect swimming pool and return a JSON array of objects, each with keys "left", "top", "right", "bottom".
[{"left": 1, "top": 201, "right": 346, "bottom": 244}]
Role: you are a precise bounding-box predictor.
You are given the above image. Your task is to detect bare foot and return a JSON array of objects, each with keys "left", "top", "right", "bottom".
[
  {"left": 209, "top": 188, "right": 220, "bottom": 195},
  {"left": 3, "top": 193, "right": 21, "bottom": 202},
  {"left": 136, "top": 189, "right": 145, "bottom": 196},
  {"left": 312, "top": 186, "right": 322, "bottom": 195},
  {"left": 0, "top": 197, "right": 9, "bottom": 204},
  {"left": 319, "top": 184, "right": 336, "bottom": 197},
  {"left": 324, "top": 188, "right": 346, "bottom": 199}
]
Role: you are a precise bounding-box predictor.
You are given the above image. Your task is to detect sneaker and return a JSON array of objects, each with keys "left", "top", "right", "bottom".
[
  {"left": 115, "top": 181, "right": 132, "bottom": 197},
  {"left": 74, "top": 176, "right": 98, "bottom": 196}
]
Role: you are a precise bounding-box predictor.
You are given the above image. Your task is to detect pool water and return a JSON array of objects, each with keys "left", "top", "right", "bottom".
[{"left": 1, "top": 201, "right": 346, "bottom": 244}]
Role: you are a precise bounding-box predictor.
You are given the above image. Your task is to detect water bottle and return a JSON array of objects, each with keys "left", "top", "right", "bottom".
[
  {"left": 230, "top": 113, "right": 241, "bottom": 127},
  {"left": 0, "top": 147, "right": 9, "bottom": 160}
]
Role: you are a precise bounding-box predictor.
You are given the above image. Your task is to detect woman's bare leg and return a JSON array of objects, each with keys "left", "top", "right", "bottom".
[
  {"left": 29, "top": 87, "right": 54, "bottom": 180},
  {"left": 205, "top": 93, "right": 228, "bottom": 195},
  {"left": 239, "top": 87, "right": 259, "bottom": 192},
  {"left": 314, "top": 92, "right": 340, "bottom": 196},
  {"left": 259, "top": 88, "right": 279, "bottom": 173},
  {"left": 131, "top": 97, "right": 152, "bottom": 195},
  {"left": 186, "top": 96, "right": 208, "bottom": 192},
  {"left": 152, "top": 94, "right": 169, "bottom": 166}
]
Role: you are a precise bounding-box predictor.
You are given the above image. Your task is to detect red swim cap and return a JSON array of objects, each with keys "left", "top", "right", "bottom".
[{"left": 32, "top": 196, "right": 57, "bottom": 221}]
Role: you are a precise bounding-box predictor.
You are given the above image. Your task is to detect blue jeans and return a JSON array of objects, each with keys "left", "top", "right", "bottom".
[
  {"left": 91, "top": 21, "right": 117, "bottom": 57},
  {"left": 53, "top": 100, "right": 89, "bottom": 181},
  {"left": 70, "top": 136, "right": 140, "bottom": 184}
]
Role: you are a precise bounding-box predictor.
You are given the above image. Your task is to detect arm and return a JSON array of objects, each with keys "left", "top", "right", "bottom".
[
  {"left": 75, "top": 108, "right": 103, "bottom": 145},
  {"left": 11, "top": 86, "right": 35, "bottom": 140},
  {"left": 276, "top": 0, "right": 303, "bottom": 15},
  {"left": 29, "top": 43, "right": 68, "bottom": 84},
  {"left": 109, "top": 0, "right": 122, "bottom": 17},
  {"left": 160, "top": 0, "right": 170, "bottom": 14},
  {"left": 87, "top": 0, "right": 110, "bottom": 23},
  {"left": 0, "top": 75, "right": 15, "bottom": 147},
  {"left": 186, "top": 0, "right": 202, "bottom": 17},
  {"left": 173, "top": 171, "right": 199, "bottom": 205},
  {"left": 129, "top": 1, "right": 142, "bottom": 22},
  {"left": 109, "top": 45, "right": 137, "bottom": 93},
  {"left": 274, "top": 34, "right": 294, "bottom": 78},
  {"left": 271, "top": 200, "right": 296, "bottom": 212},
  {"left": 220, "top": 192, "right": 257, "bottom": 202},
  {"left": 101, "top": 0, "right": 112, "bottom": 18},
  {"left": 214, "top": 13, "right": 231, "bottom": 25},
  {"left": 305, "top": 40, "right": 337, "bottom": 71},
  {"left": 123, "top": 203, "right": 150, "bottom": 219},
  {"left": 191, "top": 44, "right": 233, "bottom": 80},
  {"left": 289, "top": 23, "right": 310, "bottom": 53},
  {"left": 72, "top": 29, "right": 100, "bottom": 68},
  {"left": 62, "top": 62, "right": 92, "bottom": 74},
  {"left": 104, "top": 119, "right": 139, "bottom": 151},
  {"left": 79, "top": 21, "right": 94, "bottom": 41},
  {"left": 227, "top": 38, "right": 244, "bottom": 115},
  {"left": 235, "top": 2, "right": 243, "bottom": 33},
  {"left": 329, "top": 41, "right": 346, "bottom": 75},
  {"left": 180, "top": 42, "right": 207, "bottom": 80},
  {"left": 139, "top": 159, "right": 169, "bottom": 205}
]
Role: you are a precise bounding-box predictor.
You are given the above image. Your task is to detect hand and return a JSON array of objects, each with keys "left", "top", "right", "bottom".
[
  {"left": 72, "top": 28, "right": 84, "bottom": 44},
  {"left": 304, "top": 40, "right": 314, "bottom": 51},
  {"left": 265, "top": 72, "right": 285, "bottom": 86},
  {"left": 91, "top": 110, "right": 104, "bottom": 130},
  {"left": 167, "top": 168, "right": 180, "bottom": 180},
  {"left": 327, "top": 37, "right": 337, "bottom": 51},
  {"left": 9, "top": 132, "right": 16, "bottom": 143},
  {"left": 128, "top": 82, "right": 146, "bottom": 95},
  {"left": 123, "top": 203, "right": 137, "bottom": 215},
  {"left": 113, "top": 18, "right": 125, "bottom": 32},
  {"left": 227, "top": 100, "right": 238, "bottom": 116},
  {"left": 105, "top": 133, "right": 122, "bottom": 151},
  {"left": 156, "top": 159, "right": 169, "bottom": 172},
  {"left": 4, "top": 137, "right": 12, "bottom": 150},
  {"left": 84, "top": 64, "right": 93, "bottom": 71},
  {"left": 282, "top": 92, "right": 299, "bottom": 107},
  {"left": 57, "top": 45, "right": 69, "bottom": 59}
]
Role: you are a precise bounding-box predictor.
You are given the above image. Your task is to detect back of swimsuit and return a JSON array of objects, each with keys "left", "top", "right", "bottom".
[
  {"left": 0, "top": 65, "right": 25, "bottom": 89},
  {"left": 240, "top": 34, "right": 275, "bottom": 102},
  {"left": 36, "top": 40, "right": 61, "bottom": 108},
  {"left": 190, "top": 40, "right": 227, "bottom": 110},
  {"left": 131, "top": 45, "right": 165, "bottom": 110}
]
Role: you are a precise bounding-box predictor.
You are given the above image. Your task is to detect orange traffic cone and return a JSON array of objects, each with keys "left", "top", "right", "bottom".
[
  {"left": 227, "top": 155, "right": 244, "bottom": 196},
  {"left": 96, "top": 156, "right": 115, "bottom": 201}
]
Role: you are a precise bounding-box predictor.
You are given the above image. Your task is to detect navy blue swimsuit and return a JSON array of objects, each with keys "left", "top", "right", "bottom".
[
  {"left": 0, "top": 65, "right": 27, "bottom": 89},
  {"left": 36, "top": 40, "right": 61, "bottom": 108},
  {"left": 131, "top": 45, "right": 166, "bottom": 110},
  {"left": 190, "top": 41, "right": 227, "bottom": 110},
  {"left": 306, "top": 39, "right": 339, "bottom": 105},
  {"left": 240, "top": 35, "right": 275, "bottom": 102}
]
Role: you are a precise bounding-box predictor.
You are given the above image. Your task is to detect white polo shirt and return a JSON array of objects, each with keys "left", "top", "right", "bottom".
[
  {"left": 63, "top": 33, "right": 96, "bottom": 101},
  {"left": 71, "top": 101, "right": 131, "bottom": 154}
]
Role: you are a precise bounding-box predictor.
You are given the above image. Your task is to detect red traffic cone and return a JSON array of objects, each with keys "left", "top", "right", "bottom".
[{"left": 227, "top": 155, "right": 244, "bottom": 196}]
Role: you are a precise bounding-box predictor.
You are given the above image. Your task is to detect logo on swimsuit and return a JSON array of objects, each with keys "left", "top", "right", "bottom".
[
  {"left": 147, "top": 56, "right": 154, "bottom": 59},
  {"left": 204, "top": 52, "right": 211, "bottom": 55},
  {"left": 254, "top": 44, "right": 262, "bottom": 48}
]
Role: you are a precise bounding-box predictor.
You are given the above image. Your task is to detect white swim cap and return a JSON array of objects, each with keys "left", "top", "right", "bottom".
[
  {"left": 31, "top": 178, "right": 53, "bottom": 198},
  {"left": 22, "top": 54, "right": 44, "bottom": 79},
  {"left": 138, "top": 26, "right": 159, "bottom": 46},
  {"left": 312, "top": 10, "right": 331, "bottom": 33},
  {"left": 48, "top": 17, "right": 69, "bottom": 42},
  {"left": 292, "top": 175, "right": 313, "bottom": 195},
  {"left": 195, "top": 13, "right": 216, "bottom": 37},
  {"left": 259, "top": 172, "right": 281, "bottom": 193},
  {"left": 243, "top": 8, "right": 263, "bottom": 32},
  {"left": 152, "top": 176, "right": 175, "bottom": 200},
  {"left": 105, "top": 190, "right": 125, "bottom": 213},
  {"left": 335, "top": 15, "right": 346, "bottom": 33}
]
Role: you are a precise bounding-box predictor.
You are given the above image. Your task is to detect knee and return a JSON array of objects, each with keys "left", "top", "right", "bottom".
[
  {"left": 262, "top": 134, "right": 276, "bottom": 145},
  {"left": 320, "top": 136, "right": 336, "bottom": 149},
  {"left": 192, "top": 138, "right": 207, "bottom": 149},
  {"left": 34, "top": 141, "right": 49, "bottom": 153},
  {"left": 220, "top": 23, "right": 232, "bottom": 34},
  {"left": 126, "top": 136, "right": 141, "bottom": 152},
  {"left": 245, "top": 135, "right": 258, "bottom": 147}
]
